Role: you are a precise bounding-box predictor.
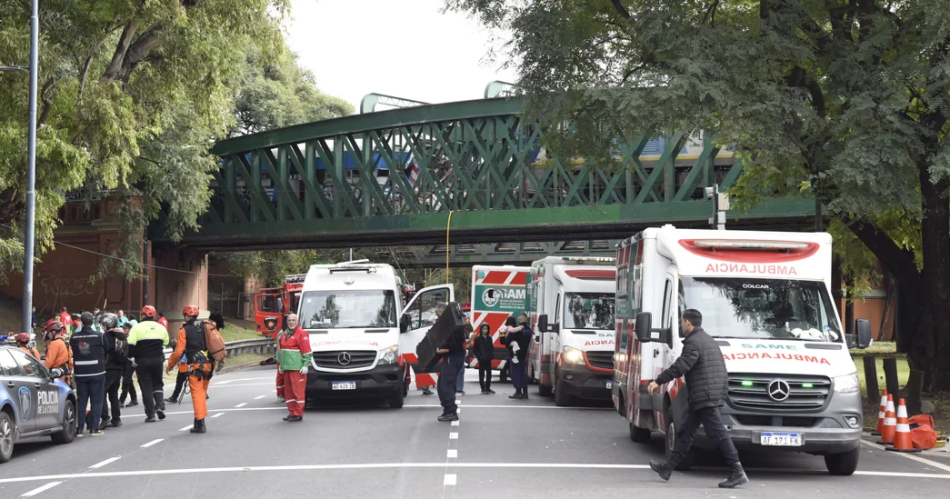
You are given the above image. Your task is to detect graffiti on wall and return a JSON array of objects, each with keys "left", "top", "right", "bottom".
[{"left": 40, "top": 275, "right": 94, "bottom": 302}]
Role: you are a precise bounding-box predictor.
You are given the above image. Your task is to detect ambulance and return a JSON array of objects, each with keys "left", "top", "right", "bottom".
[
  {"left": 297, "top": 261, "right": 454, "bottom": 408},
  {"left": 613, "top": 226, "right": 871, "bottom": 475},
  {"left": 527, "top": 256, "right": 617, "bottom": 406},
  {"left": 469, "top": 266, "right": 530, "bottom": 378}
]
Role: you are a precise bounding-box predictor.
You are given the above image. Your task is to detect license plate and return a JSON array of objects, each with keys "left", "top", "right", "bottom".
[
  {"left": 331, "top": 381, "right": 357, "bottom": 391},
  {"left": 606, "top": 381, "right": 613, "bottom": 389},
  {"left": 760, "top": 432, "right": 802, "bottom": 446}
]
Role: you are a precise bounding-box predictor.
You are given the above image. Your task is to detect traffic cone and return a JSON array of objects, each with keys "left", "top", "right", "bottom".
[
  {"left": 873, "top": 390, "right": 888, "bottom": 436},
  {"left": 878, "top": 394, "right": 896, "bottom": 445},
  {"left": 887, "top": 399, "right": 922, "bottom": 453}
]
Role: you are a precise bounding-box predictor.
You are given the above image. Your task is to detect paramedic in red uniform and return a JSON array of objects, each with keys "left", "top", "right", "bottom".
[{"left": 277, "top": 314, "right": 311, "bottom": 422}]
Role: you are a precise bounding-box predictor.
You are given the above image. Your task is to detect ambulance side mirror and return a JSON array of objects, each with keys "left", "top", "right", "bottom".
[
  {"left": 852, "top": 319, "right": 872, "bottom": 349},
  {"left": 538, "top": 314, "right": 548, "bottom": 333},
  {"left": 635, "top": 312, "right": 668, "bottom": 343}
]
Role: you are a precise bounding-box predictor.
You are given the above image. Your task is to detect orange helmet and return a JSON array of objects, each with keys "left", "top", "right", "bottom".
[
  {"left": 44, "top": 319, "right": 64, "bottom": 332},
  {"left": 183, "top": 305, "right": 199, "bottom": 318},
  {"left": 15, "top": 332, "right": 30, "bottom": 343},
  {"left": 141, "top": 305, "right": 157, "bottom": 318}
]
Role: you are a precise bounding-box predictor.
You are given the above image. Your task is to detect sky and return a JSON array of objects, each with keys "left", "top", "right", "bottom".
[{"left": 285, "top": 0, "right": 518, "bottom": 111}]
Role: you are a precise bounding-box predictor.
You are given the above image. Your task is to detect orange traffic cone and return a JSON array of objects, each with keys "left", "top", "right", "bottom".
[
  {"left": 878, "top": 394, "right": 896, "bottom": 445},
  {"left": 886, "top": 398, "right": 922, "bottom": 453},
  {"left": 873, "top": 390, "right": 888, "bottom": 436}
]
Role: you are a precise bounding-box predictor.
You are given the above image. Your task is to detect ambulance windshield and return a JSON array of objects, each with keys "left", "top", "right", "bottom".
[
  {"left": 679, "top": 277, "right": 842, "bottom": 342},
  {"left": 563, "top": 293, "right": 615, "bottom": 330},
  {"left": 299, "top": 290, "right": 397, "bottom": 329}
]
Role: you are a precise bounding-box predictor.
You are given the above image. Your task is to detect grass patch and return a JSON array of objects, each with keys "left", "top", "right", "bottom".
[
  {"left": 854, "top": 356, "right": 950, "bottom": 433},
  {"left": 855, "top": 357, "right": 910, "bottom": 398},
  {"left": 849, "top": 341, "right": 900, "bottom": 357},
  {"left": 219, "top": 320, "right": 265, "bottom": 342}
]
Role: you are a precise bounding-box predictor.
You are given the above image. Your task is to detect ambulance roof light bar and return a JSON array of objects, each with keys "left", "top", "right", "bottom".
[
  {"left": 561, "top": 256, "right": 616, "bottom": 263},
  {"left": 692, "top": 240, "right": 810, "bottom": 250}
]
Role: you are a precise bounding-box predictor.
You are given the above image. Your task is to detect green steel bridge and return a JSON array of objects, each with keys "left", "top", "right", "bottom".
[{"left": 153, "top": 92, "right": 815, "bottom": 265}]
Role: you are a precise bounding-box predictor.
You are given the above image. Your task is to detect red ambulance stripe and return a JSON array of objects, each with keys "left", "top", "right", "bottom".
[
  {"left": 481, "top": 272, "right": 512, "bottom": 284},
  {"left": 678, "top": 240, "right": 819, "bottom": 263},
  {"left": 565, "top": 269, "right": 616, "bottom": 279}
]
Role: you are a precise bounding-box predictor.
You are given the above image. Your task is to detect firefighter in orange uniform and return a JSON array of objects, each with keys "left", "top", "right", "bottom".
[
  {"left": 43, "top": 320, "right": 73, "bottom": 386},
  {"left": 277, "top": 314, "right": 311, "bottom": 422},
  {"left": 166, "top": 305, "right": 213, "bottom": 433},
  {"left": 16, "top": 333, "right": 40, "bottom": 359}
]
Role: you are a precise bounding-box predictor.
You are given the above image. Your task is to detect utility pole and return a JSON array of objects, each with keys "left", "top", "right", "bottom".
[
  {"left": 704, "top": 184, "right": 729, "bottom": 230},
  {"left": 21, "top": 0, "right": 39, "bottom": 333}
]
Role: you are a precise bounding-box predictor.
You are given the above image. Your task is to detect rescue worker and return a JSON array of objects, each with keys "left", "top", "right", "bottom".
[
  {"left": 43, "top": 319, "right": 73, "bottom": 387},
  {"left": 100, "top": 313, "right": 129, "bottom": 428},
  {"left": 59, "top": 307, "right": 71, "bottom": 331},
  {"left": 16, "top": 332, "right": 40, "bottom": 360},
  {"left": 157, "top": 312, "right": 169, "bottom": 330},
  {"left": 127, "top": 305, "right": 169, "bottom": 422},
  {"left": 71, "top": 311, "right": 108, "bottom": 437},
  {"left": 276, "top": 314, "right": 311, "bottom": 422},
  {"left": 166, "top": 305, "right": 213, "bottom": 433},
  {"left": 118, "top": 320, "right": 139, "bottom": 408}
]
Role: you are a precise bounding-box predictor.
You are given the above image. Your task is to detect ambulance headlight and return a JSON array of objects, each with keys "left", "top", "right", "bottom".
[
  {"left": 378, "top": 346, "right": 399, "bottom": 365},
  {"left": 833, "top": 373, "right": 860, "bottom": 393},
  {"left": 562, "top": 346, "right": 584, "bottom": 364}
]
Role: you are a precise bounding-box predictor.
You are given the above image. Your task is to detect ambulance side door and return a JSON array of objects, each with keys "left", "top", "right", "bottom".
[{"left": 399, "top": 284, "right": 455, "bottom": 363}]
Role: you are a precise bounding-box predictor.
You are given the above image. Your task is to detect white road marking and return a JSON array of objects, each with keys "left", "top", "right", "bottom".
[
  {"left": 403, "top": 404, "right": 611, "bottom": 410},
  {"left": 447, "top": 450, "right": 458, "bottom": 459},
  {"left": 451, "top": 420, "right": 459, "bottom": 426},
  {"left": 140, "top": 439, "right": 164, "bottom": 448},
  {"left": 254, "top": 395, "right": 266, "bottom": 400},
  {"left": 235, "top": 403, "right": 247, "bottom": 408},
  {"left": 861, "top": 440, "right": 950, "bottom": 473},
  {"left": 211, "top": 383, "right": 275, "bottom": 388},
  {"left": 179, "top": 425, "right": 193, "bottom": 432},
  {"left": 89, "top": 457, "right": 122, "bottom": 469},
  {"left": 213, "top": 377, "right": 274, "bottom": 385},
  {"left": 3, "top": 463, "right": 949, "bottom": 484},
  {"left": 21, "top": 482, "right": 62, "bottom": 497},
  {"left": 449, "top": 433, "right": 458, "bottom": 439},
  {"left": 443, "top": 474, "right": 457, "bottom": 486},
  {"left": 211, "top": 413, "right": 225, "bottom": 418}
]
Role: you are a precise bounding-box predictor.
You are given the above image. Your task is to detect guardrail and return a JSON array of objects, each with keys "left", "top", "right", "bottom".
[{"left": 163, "top": 338, "right": 275, "bottom": 361}]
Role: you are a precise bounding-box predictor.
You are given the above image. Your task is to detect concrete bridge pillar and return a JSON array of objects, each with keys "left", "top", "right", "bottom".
[{"left": 148, "top": 246, "right": 209, "bottom": 333}]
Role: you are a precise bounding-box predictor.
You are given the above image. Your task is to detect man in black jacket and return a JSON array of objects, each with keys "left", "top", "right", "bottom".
[
  {"left": 71, "top": 312, "right": 108, "bottom": 437},
  {"left": 435, "top": 323, "right": 467, "bottom": 422},
  {"left": 473, "top": 323, "right": 495, "bottom": 394},
  {"left": 99, "top": 313, "right": 128, "bottom": 428},
  {"left": 647, "top": 309, "right": 748, "bottom": 488}
]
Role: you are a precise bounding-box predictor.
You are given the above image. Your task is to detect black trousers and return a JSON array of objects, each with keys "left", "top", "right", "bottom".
[
  {"left": 170, "top": 371, "right": 188, "bottom": 399},
  {"left": 101, "top": 369, "right": 123, "bottom": 422},
  {"left": 437, "top": 355, "right": 464, "bottom": 414},
  {"left": 135, "top": 357, "right": 166, "bottom": 417},
  {"left": 669, "top": 406, "right": 740, "bottom": 467},
  {"left": 119, "top": 361, "right": 137, "bottom": 403},
  {"left": 478, "top": 360, "right": 492, "bottom": 391}
]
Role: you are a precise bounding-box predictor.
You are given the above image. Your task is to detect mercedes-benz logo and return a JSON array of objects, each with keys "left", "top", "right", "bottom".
[
  {"left": 338, "top": 352, "right": 351, "bottom": 366},
  {"left": 767, "top": 380, "right": 791, "bottom": 402}
]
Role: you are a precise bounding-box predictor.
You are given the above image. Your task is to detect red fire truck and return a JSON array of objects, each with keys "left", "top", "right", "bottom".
[{"left": 254, "top": 274, "right": 306, "bottom": 339}]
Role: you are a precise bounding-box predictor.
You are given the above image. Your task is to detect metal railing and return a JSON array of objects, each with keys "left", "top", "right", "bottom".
[{"left": 163, "top": 338, "right": 275, "bottom": 361}]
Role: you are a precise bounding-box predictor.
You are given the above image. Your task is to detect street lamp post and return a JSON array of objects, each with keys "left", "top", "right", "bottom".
[{"left": 21, "top": 0, "right": 39, "bottom": 333}]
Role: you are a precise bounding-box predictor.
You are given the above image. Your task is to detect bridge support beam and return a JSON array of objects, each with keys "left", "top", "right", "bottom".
[{"left": 148, "top": 246, "right": 209, "bottom": 331}]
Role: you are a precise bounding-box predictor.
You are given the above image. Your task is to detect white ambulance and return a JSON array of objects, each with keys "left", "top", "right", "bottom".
[
  {"left": 297, "top": 261, "right": 454, "bottom": 408},
  {"left": 527, "top": 256, "right": 617, "bottom": 406},
  {"left": 613, "top": 226, "right": 871, "bottom": 475},
  {"left": 469, "top": 266, "right": 530, "bottom": 378}
]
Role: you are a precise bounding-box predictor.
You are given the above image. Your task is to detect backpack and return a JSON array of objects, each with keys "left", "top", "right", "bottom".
[{"left": 202, "top": 320, "right": 227, "bottom": 362}]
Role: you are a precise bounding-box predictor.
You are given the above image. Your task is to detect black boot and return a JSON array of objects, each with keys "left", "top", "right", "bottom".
[
  {"left": 509, "top": 388, "right": 522, "bottom": 399},
  {"left": 718, "top": 463, "right": 748, "bottom": 488},
  {"left": 649, "top": 460, "right": 673, "bottom": 481},
  {"left": 521, "top": 388, "right": 529, "bottom": 400},
  {"left": 190, "top": 418, "right": 207, "bottom": 434}
]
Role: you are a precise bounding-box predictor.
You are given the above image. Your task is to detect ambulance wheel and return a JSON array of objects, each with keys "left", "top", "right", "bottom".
[
  {"left": 664, "top": 406, "right": 693, "bottom": 471},
  {"left": 554, "top": 374, "right": 572, "bottom": 407},
  {"left": 0, "top": 411, "right": 13, "bottom": 463},
  {"left": 629, "top": 422, "right": 651, "bottom": 443},
  {"left": 50, "top": 399, "right": 77, "bottom": 445},
  {"left": 389, "top": 386, "right": 405, "bottom": 409},
  {"left": 538, "top": 383, "right": 553, "bottom": 397},
  {"left": 825, "top": 448, "right": 859, "bottom": 476}
]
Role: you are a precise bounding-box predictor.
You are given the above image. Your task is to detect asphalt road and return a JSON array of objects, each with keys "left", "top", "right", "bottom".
[{"left": 2, "top": 367, "right": 949, "bottom": 499}]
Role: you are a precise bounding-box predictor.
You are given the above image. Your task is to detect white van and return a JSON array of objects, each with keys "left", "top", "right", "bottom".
[
  {"left": 298, "top": 261, "right": 453, "bottom": 407},
  {"left": 613, "top": 226, "right": 871, "bottom": 475},
  {"left": 527, "top": 256, "right": 617, "bottom": 406}
]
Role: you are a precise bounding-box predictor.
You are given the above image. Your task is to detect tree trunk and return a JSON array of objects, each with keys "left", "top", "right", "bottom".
[{"left": 915, "top": 174, "right": 950, "bottom": 391}]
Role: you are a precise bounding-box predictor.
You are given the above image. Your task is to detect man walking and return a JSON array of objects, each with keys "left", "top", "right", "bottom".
[
  {"left": 71, "top": 312, "right": 108, "bottom": 437},
  {"left": 166, "top": 305, "right": 214, "bottom": 433},
  {"left": 473, "top": 323, "right": 495, "bottom": 394},
  {"left": 647, "top": 309, "right": 748, "bottom": 488},
  {"left": 127, "top": 305, "right": 169, "bottom": 422}
]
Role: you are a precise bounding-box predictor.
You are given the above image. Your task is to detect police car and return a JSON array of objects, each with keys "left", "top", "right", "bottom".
[{"left": 0, "top": 345, "right": 77, "bottom": 463}]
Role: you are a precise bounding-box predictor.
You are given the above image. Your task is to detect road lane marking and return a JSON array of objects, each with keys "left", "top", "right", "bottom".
[
  {"left": 254, "top": 395, "right": 266, "bottom": 400},
  {"left": 212, "top": 413, "right": 225, "bottom": 418},
  {"left": 451, "top": 420, "right": 459, "bottom": 426},
  {"left": 213, "top": 377, "right": 274, "bottom": 385},
  {"left": 141, "top": 439, "right": 164, "bottom": 448},
  {"left": 447, "top": 450, "right": 457, "bottom": 458},
  {"left": 89, "top": 457, "right": 122, "bottom": 469},
  {"left": 179, "top": 425, "right": 193, "bottom": 432},
  {"left": 4, "top": 463, "right": 950, "bottom": 484},
  {"left": 211, "top": 383, "right": 275, "bottom": 388},
  {"left": 22, "top": 482, "right": 62, "bottom": 497},
  {"left": 443, "top": 474, "right": 457, "bottom": 486},
  {"left": 449, "top": 433, "right": 458, "bottom": 439},
  {"left": 235, "top": 403, "right": 247, "bottom": 408},
  {"left": 861, "top": 440, "right": 950, "bottom": 473},
  {"left": 404, "top": 404, "right": 611, "bottom": 410}
]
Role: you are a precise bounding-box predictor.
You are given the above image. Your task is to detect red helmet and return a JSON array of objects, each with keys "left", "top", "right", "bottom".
[
  {"left": 183, "top": 305, "right": 199, "bottom": 317},
  {"left": 15, "top": 332, "right": 30, "bottom": 343},
  {"left": 44, "top": 319, "right": 64, "bottom": 332},
  {"left": 141, "top": 305, "right": 157, "bottom": 318}
]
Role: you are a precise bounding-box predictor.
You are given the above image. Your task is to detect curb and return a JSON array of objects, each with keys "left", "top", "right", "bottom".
[{"left": 218, "top": 359, "right": 274, "bottom": 375}]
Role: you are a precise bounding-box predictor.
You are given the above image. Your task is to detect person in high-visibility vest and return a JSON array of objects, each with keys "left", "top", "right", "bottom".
[
  {"left": 166, "top": 305, "right": 213, "bottom": 433},
  {"left": 277, "top": 314, "right": 311, "bottom": 422}
]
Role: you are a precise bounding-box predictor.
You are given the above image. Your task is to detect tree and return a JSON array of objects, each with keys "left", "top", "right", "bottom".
[
  {"left": 0, "top": 0, "right": 289, "bottom": 283},
  {"left": 451, "top": 0, "right": 950, "bottom": 390}
]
